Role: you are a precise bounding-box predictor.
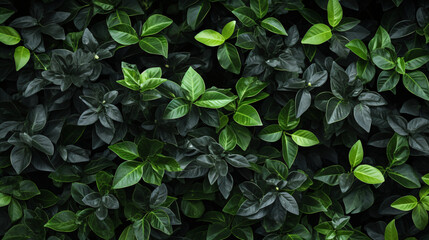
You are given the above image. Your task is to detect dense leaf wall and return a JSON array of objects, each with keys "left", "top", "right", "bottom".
[{"left": 1, "top": 0, "right": 429, "bottom": 239}]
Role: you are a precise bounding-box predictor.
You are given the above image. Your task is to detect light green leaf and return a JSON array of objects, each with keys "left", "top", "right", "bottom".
[
  {"left": 349, "top": 140, "right": 363, "bottom": 168},
  {"left": 384, "top": 219, "right": 398, "bottom": 240},
  {"left": 353, "top": 164, "right": 385, "bottom": 184},
  {"left": 291, "top": 130, "right": 319, "bottom": 147},
  {"left": 151, "top": 154, "right": 182, "bottom": 172},
  {"left": 219, "top": 125, "right": 237, "bottom": 151},
  {"left": 0, "top": 26, "right": 20, "bottom": 45},
  {"left": 327, "top": 0, "right": 343, "bottom": 27},
  {"left": 195, "top": 29, "right": 225, "bottom": 47},
  {"left": 217, "top": 42, "right": 241, "bottom": 74},
  {"left": 423, "top": 173, "right": 429, "bottom": 185},
  {"left": 391, "top": 195, "right": 418, "bottom": 211},
  {"left": 412, "top": 203, "right": 428, "bottom": 230},
  {"left": 194, "top": 91, "right": 237, "bottom": 109},
  {"left": 14, "top": 46, "right": 30, "bottom": 71},
  {"left": 140, "top": 78, "right": 167, "bottom": 92},
  {"left": 345, "top": 39, "right": 368, "bottom": 60},
  {"left": 221, "top": 20, "right": 236, "bottom": 39},
  {"left": 139, "top": 36, "right": 168, "bottom": 58},
  {"left": 181, "top": 67, "right": 205, "bottom": 102},
  {"left": 163, "top": 98, "right": 190, "bottom": 119},
  {"left": 233, "top": 104, "right": 262, "bottom": 126},
  {"left": 141, "top": 14, "right": 173, "bottom": 36},
  {"left": 261, "top": 17, "right": 287, "bottom": 36},
  {"left": 112, "top": 161, "right": 144, "bottom": 189},
  {"left": 301, "top": 24, "right": 332, "bottom": 45}
]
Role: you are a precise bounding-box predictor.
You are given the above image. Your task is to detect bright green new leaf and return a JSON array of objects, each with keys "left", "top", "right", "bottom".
[
  {"left": 423, "top": 173, "right": 429, "bottom": 185},
  {"left": 391, "top": 195, "right": 418, "bottom": 211},
  {"left": 353, "top": 164, "right": 385, "bottom": 184},
  {"left": 141, "top": 14, "right": 173, "bottom": 36},
  {"left": 181, "top": 67, "right": 205, "bottom": 102},
  {"left": 301, "top": 24, "right": 332, "bottom": 45},
  {"left": 221, "top": 20, "right": 236, "bottom": 39},
  {"left": 219, "top": 125, "right": 237, "bottom": 151},
  {"left": 327, "top": 0, "right": 343, "bottom": 27},
  {"left": 345, "top": 39, "right": 368, "bottom": 60},
  {"left": 195, "top": 29, "right": 225, "bottom": 47},
  {"left": 194, "top": 91, "right": 237, "bottom": 109},
  {"left": 261, "top": 17, "right": 288, "bottom": 36},
  {"left": 384, "top": 219, "right": 398, "bottom": 240},
  {"left": 0, "top": 26, "right": 20, "bottom": 45},
  {"left": 349, "top": 140, "right": 363, "bottom": 168},
  {"left": 291, "top": 130, "right": 319, "bottom": 147},
  {"left": 0, "top": 193, "right": 11, "bottom": 207},
  {"left": 233, "top": 104, "right": 262, "bottom": 126},
  {"left": 14, "top": 46, "right": 30, "bottom": 71},
  {"left": 108, "top": 24, "right": 139, "bottom": 45}
]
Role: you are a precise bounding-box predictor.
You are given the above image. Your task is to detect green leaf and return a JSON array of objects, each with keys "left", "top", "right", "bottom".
[
  {"left": 141, "top": 14, "right": 173, "bottom": 36},
  {"left": 368, "top": 26, "right": 394, "bottom": 51},
  {"left": 291, "top": 130, "right": 319, "bottom": 147},
  {"left": 207, "top": 223, "right": 231, "bottom": 240},
  {"left": 412, "top": 203, "right": 428, "bottom": 230},
  {"left": 139, "top": 36, "right": 168, "bottom": 58},
  {"left": 327, "top": 0, "right": 343, "bottom": 27},
  {"left": 112, "top": 161, "right": 143, "bottom": 189},
  {"left": 14, "top": 46, "right": 30, "bottom": 71},
  {"left": 371, "top": 48, "right": 396, "bottom": 70},
  {"left": 261, "top": 17, "right": 288, "bottom": 36},
  {"left": 133, "top": 218, "right": 151, "bottom": 240},
  {"left": 395, "top": 57, "right": 406, "bottom": 75},
  {"left": 108, "top": 24, "right": 139, "bottom": 45},
  {"left": 326, "top": 98, "right": 352, "bottom": 124},
  {"left": 148, "top": 209, "right": 173, "bottom": 235},
  {"left": 44, "top": 211, "right": 79, "bottom": 232},
  {"left": 233, "top": 104, "right": 262, "bottom": 126},
  {"left": 187, "top": 1, "right": 211, "bottom": 30},
  {"left": 163, "top": 98, "right": 190, "bottom": 119},
  {"left": 217, "top": 42, "right": 241, "bottom": 74},
  {"left": 402, "top": 71, "right": 429, "bottom": 101},
  {"left": 235, "top": 76, "right": 268, "bottom": 100},
  {"left": 195, "top": 29, "right": 225, "bottom": 47},
  {"left": 423, "top": 173, "right": 429, "bottom": 185},
  {"left": 181, "top": 67, "right": 205, "bottom": 102},
  {"left": 181, "top": 200, "right": 205, "bottom": 218},
  {"left": 142, "top": 163, "right": 164, "bottom": 185},
  {"left": 108, "top": 141, "right": 139, "bottom": 161},
  {"left": 404, "top": 48, "right": 429, "bottom": 70},
  {"left": 140, "top": 78, "right": 167, "bottom": 92},
  {"left": 0, "top": 7, "right": 14, "bottom": 24},
  {"left": 8, "top": 199, "right": 22, "bottom": 222},
  {"left": 194, "top": 91, "right": 237, "bottom": 109},
  {"left": 353, "top": 164, "right": 385, "bottom": 184},
  {"left": 232, "top": 7, "right": 257, "bottom": 27},
  {"left": 250, "top": 0, "right": 268, "bottom": 19},
  {"left": 391, "top": 195, "right": 418, "bottom": 211},
  {"left": 377, "top": 70, "right": 400, "bottom": 92},
  {"left": 221, "top": 21, "right": 236, "bottom": 39},
  {"left": 219, "top": 125, "right": 237, "bottom": 151},
  {"left": 231, "top": 123, "right": 252, "bottom": 151},
  {"left": 258, "top": 124, "right": 283, "bottom": 142},
  {"left": 387, "top": 133, "right": 409, "bottom": 167},
  {"left": 388, "top": 164, "right": 421, "bottom": 189},
  {"left": 349, "top": 140, "right": 363, "bottom": 168},
  {"left": 282, "top": 133, "right": 298, "bottom": 168},
  {"left": 385, "top": 219, "right": 398, "bottom": 240},
  {"left": 278, "top": 100, "right": 300, "bottom": 131},
  {"left": 301, "top": 24, "right": 332, "bottom": 45},
  {"left": 13, "top": 180, "right": 40, "bottom": 200},
  {"left": 314, "top": 165, "right": 345, "bottom": 186},
  {"left": 345, "top": 39, "right": 368, "bottom": 60},
  {"left": 0, "top": 26, "right": 20, "bottom": 45},
  {"left": 0, "top": 193, "right": 11, "bottom": 207},
  {"left": 151, "top": 154, "right": 182, "bottom": 172},
  {"left": 107, "top": 10, "right": 131, "bottom": 27}
]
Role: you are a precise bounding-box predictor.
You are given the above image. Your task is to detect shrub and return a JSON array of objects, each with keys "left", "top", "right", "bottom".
[{"left": 1, "top": 0, "right": 429, "bottom": 239}]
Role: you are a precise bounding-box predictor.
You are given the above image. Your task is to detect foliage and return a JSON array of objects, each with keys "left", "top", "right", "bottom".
[{"left": 1, "top": 0, "right": 429, "bottom": 239}]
